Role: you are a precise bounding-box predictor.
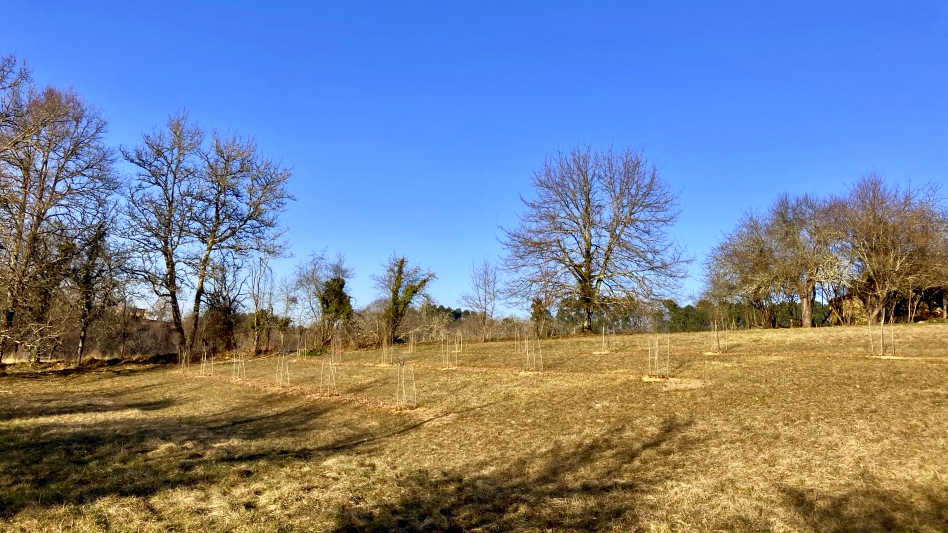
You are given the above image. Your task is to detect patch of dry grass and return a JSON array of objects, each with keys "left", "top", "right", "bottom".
[{"left": 1, "top": 324, "right": 947, "bottom": 531}]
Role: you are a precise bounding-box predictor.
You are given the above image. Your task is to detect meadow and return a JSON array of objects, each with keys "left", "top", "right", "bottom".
[{"left": 1, "top": 324, "right": 946, "bottom": 532}]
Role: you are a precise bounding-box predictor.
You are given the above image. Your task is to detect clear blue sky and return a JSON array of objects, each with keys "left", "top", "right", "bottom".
[{"left": 3, "top": 1, "right": 946, "bottom": 314}]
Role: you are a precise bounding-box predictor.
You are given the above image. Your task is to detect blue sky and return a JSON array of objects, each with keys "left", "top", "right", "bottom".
[{"left": 3, "top": 1, "right": 946, "bottom": 314}]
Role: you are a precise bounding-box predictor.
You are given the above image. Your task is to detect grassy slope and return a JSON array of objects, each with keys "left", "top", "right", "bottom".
[{"left": 1, "top": 324, "right": 946, "bottom": 532}]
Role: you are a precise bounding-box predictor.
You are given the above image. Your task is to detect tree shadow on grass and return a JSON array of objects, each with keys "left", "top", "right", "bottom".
[
  {"left": 0, "top": 395, "right": 175, "bottom": 422},
  {"left": 0, "top": 379, "right": 440, "bottom": 519},
  {"left": 780, "top": 482, "right": 948, "bottom": 533},
  {"left": 332, "top": 416, "right": 697, "bottom": 532}
]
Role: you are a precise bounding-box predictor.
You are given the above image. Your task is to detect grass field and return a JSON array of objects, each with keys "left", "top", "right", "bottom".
[{"left": 1, "top": 324, "right": 947, "bottom": 532}]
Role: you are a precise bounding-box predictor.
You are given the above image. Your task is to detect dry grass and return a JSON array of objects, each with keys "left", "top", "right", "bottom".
[{"left": 1, "top": 324, "right": 947, "bottom": 531}]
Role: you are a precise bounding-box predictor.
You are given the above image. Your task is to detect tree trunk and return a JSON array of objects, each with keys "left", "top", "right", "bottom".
[
  {"left": 169, "top": 290, "right": 188, "bottom": 363},
  {"left": 1, "top": 282, "right": 20, "bottom": 362},
  {"left": 867, "top": 301, "right": 884, "bottom": 326},
  {"left": 800, "top": 286, "right": 815, "bottom": 328},
  {"left": 0, "top": 308, "right": 11, "bottom": 363},
  {"left": 164, "top": 261, "right": 188, "bottom": 363},
  {"left": 186, "top": 249, "right": 213, "bottom": 359},
  {"left": 252, "top": 313, "right": 261, "bottom": 355},
  {"left": 76, "top": 325, "right": 88, "bottom": 366}
]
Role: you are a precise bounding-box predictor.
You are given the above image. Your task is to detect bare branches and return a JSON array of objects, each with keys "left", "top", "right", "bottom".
[
  {"left": 120, "top": 113, "right": 294, "bottom": 362},
  {"left": 0, "top": 78, "right": 117, "bottom": 361},
  {"left": 460, "top": 257, "right": 501, "bottom": 341},
  {"left": 841, "top": 174, "right": 947, "bottom": 324},
  {"left": 705, "top": 174, "right": 948, "bottom": 327},
  {"left": 502, "top": 146, "right": 688, "bottom": 332}
]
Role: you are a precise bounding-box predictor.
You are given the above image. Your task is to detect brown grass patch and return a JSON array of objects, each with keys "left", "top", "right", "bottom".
[{"left": 1, "top": 324, "right": 946, "bottom": 531}]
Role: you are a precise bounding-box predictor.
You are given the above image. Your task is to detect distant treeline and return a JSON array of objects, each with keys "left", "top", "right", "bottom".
[{"left": 704, "top": 174, "right": 948, "bottom": 328}]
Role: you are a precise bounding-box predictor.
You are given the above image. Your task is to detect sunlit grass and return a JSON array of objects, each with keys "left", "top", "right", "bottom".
[{"left": 1, "top": 323, "right": 946, "bottom": 531}]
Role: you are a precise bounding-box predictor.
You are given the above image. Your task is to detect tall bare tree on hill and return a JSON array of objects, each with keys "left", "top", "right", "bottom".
[
  {"left": 767, "top": 194, "right": 841, "bottom": 327},
  {"left": 502, "top": 146, "right": 689, "bottom": 333},
  {"left": 841, "top": 174, "right": 947, "bottom": 324}
]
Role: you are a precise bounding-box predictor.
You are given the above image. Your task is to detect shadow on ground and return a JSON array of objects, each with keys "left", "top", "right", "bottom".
[
  {"left": 0, "top": 367, "right": 436, "bottom": 519},
  {"left": 780, "top": 482, "right": 948, "bottom": 533},
  {"left": 332, "top": 416, "right": 696, "bottom": 532}
]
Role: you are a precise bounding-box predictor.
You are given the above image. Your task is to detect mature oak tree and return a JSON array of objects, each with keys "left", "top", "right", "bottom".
[
  {"left": 841, "top": 174, "right": 947, "bottom": 324},
  {"left": 502, "top": 146, "right": 688, "bottom": 333},
  {"left": 121, "top": 113, "right": 203, "bottom": 362},
  {"left": 766, "top": 194, "right": 841, "bottom": 327},
  {"left": 185, "top": 132, "right": 293, "bottom": 357}
]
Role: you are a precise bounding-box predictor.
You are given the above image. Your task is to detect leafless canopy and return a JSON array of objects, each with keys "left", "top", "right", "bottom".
[
  {"left": 705, "top": 173, "right": 948, "bottom": 327},
  {"left": 460, "top": 257, "right": 501, "bottom": 341},
  {"left": 841, "top": 174, "right": 948, "bottom": 324},
  {"left": 502, "top": 146, "right": 688, "bottom": 332},
  {"left": 0, "top": 71, "right": 117, "bottom": 360},
  {"left": 121, "top": 112, "right": 294, "bottom": 362}
]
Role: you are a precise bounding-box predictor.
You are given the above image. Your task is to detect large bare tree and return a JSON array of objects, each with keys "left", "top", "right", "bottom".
[
  {"left": 502, "top": 146, "right": 688, "bottom": 333},
  {"left": 766, "top": 194, "right": 841, "bottom": 327},
  {"left": 0, "top": 83, "right": 117, "bottom": 361},
  {"left": 185, "top": 132, "right": 293, "bottom": 357},
  {"left": 123, "top": 114, "right": 292, "bottom": 362},
  {"left": 841, "top": 174, "right": 946, "bottom": 324},
  {"left": 121, "top": 113, "right": 203, "bottom": 362}
]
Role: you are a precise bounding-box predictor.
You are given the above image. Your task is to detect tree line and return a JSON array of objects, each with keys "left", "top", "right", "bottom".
[
  {"left": 4, "top": 50, "right": 945, "bottom": 365},
  {"left": 0, "top": 52, "right": 697, "bottom": 364},
  {"left": 704, "top": 174, "right": 948, "bottom": 328},
  {"left": 0, "top": 54, "right": 298, "bottom": 364},
  {"left": 0, "top": 53, "right": 507, "bottom": 363}
]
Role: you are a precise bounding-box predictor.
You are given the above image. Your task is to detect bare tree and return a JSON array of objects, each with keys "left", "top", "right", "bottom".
[
  {"left": 704, "top": 212, "right": 780, "bottom": 328},
  {"left": 766, "top": 194, "right": 841, "bottom": 327},
  {"left": 122, "top": 115, "right": 293, "bottom": 363},
  {"left": 121, "top": 112, "right": 203, "bottom": 363},
  {"left": 185, "top": 131, "right": 293, "bottom": 358},
  {"left": 373, "top": 255, "right": 435, "bottom": 345},
  {"left": 247, "top": 255, "right": 275, "bottom": 355},
  {"left": 68, "top": 222, "right": 122, "bottom": 365},
  {"left": 460, "top": 257, "right": 500, "bottom": 341},
  {"left": 0, "top": 83, "right": 117, "bottom": 361},
  {"left": 841, "top": 174, "right": 947, "bottom": 324},
  {"left": 706, "top": 175, "right": 948, "bottom": 328},
  {"left": 502, "top": 146, "right": 689, "bottom": 333},
  {"left": 0, "top": 54, "right": 30, "bottom": 153}
]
